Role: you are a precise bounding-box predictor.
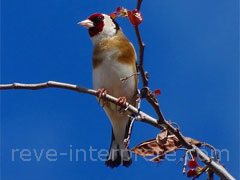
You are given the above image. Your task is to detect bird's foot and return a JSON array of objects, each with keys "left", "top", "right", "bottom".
[
  {"left": 117, "top": 97, "right": 127, "bottom": 106},
  {"left": 116, "top": 97, "right": 129, "bottom": 113},
  {"left": 105, "top": 158, "right": 121, "bottom": 168},
  {"left": 96, "top": 88, "right": 107, "bottom": 107}
]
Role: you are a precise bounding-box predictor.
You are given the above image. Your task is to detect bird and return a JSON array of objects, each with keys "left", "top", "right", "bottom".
[{"left": 79, "top": 13, "right": 138, "bottom": 168}]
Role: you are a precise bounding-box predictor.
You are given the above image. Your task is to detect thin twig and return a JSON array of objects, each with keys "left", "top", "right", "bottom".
[
  {"left": 120, "top": 73, "right": 139, "bottom": 83},
  {"left": 134, "top": 24, "right": 147, "bottom": 86},
  {"left": 134, "top": 1, "right": 167, "bottom": 124},
  {"left": 123, "top": 115, "right": 136, "bottom": 147},
  {"left": 202, "top": 143, "right": 219, "bottom": 162},
  {"left": 136, "top": 0, "right": 143, "bottom": 11}
]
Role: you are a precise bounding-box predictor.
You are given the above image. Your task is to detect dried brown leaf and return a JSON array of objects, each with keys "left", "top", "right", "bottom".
[{"left": 131, "top": 130, "right": 202, "bottom": 162}]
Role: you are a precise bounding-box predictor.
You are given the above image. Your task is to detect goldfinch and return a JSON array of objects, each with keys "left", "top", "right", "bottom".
[{"left": 79, "top": 13, "right": 138, "bottom": 168}]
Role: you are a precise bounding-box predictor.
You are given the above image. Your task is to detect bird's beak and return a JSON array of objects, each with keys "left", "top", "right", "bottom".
[{"left": 78, "top": 19, "right": 94, "bottom": 29}]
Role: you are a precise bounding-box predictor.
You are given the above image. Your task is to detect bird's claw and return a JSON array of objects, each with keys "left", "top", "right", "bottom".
[
  {"left": 117, "top": 97, "right": 127, "bottom": 106},
  {"left": 116, "top": 97, "right": 129, "bottom": 113},
  {"left": 97, "top": 88, "right": 107, "bottom": 98},
  {"left": 96, "top": 88, "right": 107, "bottom": 107}
]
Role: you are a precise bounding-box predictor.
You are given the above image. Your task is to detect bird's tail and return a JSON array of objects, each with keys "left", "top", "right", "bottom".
[{"left": 105, "top": 131, "right": 132, "bottom": 168}]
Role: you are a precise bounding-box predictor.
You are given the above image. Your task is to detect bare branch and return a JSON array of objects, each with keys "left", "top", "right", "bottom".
[
  {"left": 134, "top": 24, "right": 147, "bottom": 86},
  {"left": 193, "top": 145, "right": 235, "bottom": 180},
  {"left": 120, "top": 73, "right": 139, "bottom": 83},
  {"left": 134, "top": 1, "right": 167, "bottom": 125},
  {"left": 136, "top": 0, "right": 143, "bottom": 11},
  {"left": 0, "top": 81, "right": 160, "bottom": 128},
  {"left": 0, "top": 81, "right": 235, "bottom": 180}
]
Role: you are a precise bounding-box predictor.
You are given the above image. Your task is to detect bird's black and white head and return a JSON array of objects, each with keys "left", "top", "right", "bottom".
[{"left": 79, "top": 13, "right": 120, "bottom": 44}]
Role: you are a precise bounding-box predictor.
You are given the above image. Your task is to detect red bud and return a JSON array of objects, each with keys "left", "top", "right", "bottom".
[
  {"left": 128, "top": 9, "right": 143, "bottom": 26},
  {"left": 154, "top": 89, "right": 161, "bottom": 96},
  {"left": 187, "top": 169, "right": 197, "bottom": 177},
  {"left": 187, "top": 159, "right": 199, "bottom": 169}
]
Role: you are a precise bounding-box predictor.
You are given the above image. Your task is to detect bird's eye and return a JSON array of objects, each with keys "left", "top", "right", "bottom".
[{"left": 93, "top": 16, "right": 103, "bottom": 23}]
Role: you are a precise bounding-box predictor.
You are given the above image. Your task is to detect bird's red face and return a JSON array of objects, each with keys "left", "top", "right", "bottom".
[
  {"left": 79, "top": 13, "right": 105, "bottom": 37},
  {"left": 87, "top": 13, "right": 105, "bottom": 37}
]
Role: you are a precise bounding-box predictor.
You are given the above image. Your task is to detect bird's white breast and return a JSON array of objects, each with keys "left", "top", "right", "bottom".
[{"left": 93, "top": 50, "right": 136, "bottom": 101}]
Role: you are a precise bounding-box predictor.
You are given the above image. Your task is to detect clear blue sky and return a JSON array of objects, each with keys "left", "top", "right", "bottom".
[{"left": 1, "top": 0, "right": 239, "bottom": 179}]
